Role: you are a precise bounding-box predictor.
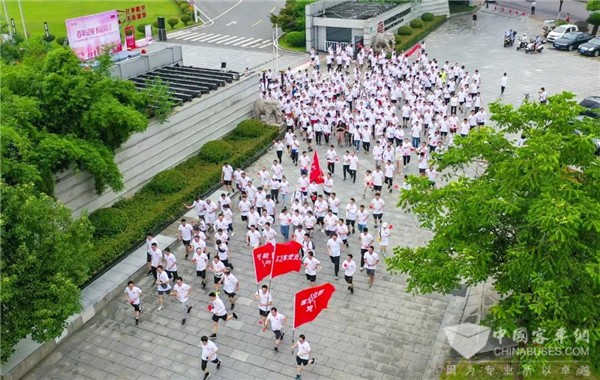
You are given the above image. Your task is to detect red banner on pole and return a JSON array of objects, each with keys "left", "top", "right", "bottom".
[
  {"left": 309, "top": 150, "right": 324, "bottom": 184},
  {"left": 252, "top": 243, "right": 274, "bottom": 283},
  {"left": 405, "top": 43, "right": 422, "bottom": 57},
  {"left": 271, "top": 241, "right": 302, "bottom": 279},
  {"left": 293, "top": 283, "right": 336, "bottom": 329}
]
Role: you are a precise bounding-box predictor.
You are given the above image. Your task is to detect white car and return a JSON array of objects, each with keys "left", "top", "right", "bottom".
[{"left": 547, "top": 24, "right": 578, "bottom": 42}]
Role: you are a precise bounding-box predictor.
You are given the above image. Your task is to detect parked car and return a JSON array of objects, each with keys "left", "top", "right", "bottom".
[
  {"left": 578, "top": 37, "right": 600, "bottom": 57},
  {"left": 553, "top": 32, "right": 594, "bottom": 51},
  {"left": 579, "top": 96, "right": 600, "bottom": 119},
  {"left": 546, "top": 24, "right": 578, "bottom": 42}
]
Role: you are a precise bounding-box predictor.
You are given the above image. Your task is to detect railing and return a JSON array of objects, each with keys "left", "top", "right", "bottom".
[{"left": 324, "top": 40, "right": 351, "bottom": 52}]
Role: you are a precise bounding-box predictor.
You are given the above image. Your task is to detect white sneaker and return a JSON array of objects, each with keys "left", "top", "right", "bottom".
[
  {"left": 158, "top": 305, "right": 164, "bottom": 311},
  {"left": 231, "top": 232, "right": 235, "bottom": 237}
]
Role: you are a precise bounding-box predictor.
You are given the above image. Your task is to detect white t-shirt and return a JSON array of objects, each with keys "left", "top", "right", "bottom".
[
  {"left": 179, "top": 223, "right": 194, "bottom": 240},
  {"left": 124, "top": 286, "right": 142, "bottom": 305},
  {"left": 150, "top": 248, "right": 163, "bottom": 267},
  {"left": 192, "top": 252, "right": 208, "bottom": 271},
  {"left": 164, "top": 253, "right": 177, "bottom": 271},
  {"left": 364, "top": 252, "right": 380, "bottom": 269},
  {"left": 360, "top": 233, "right": 374, "bottom": 249},
  {"left": 371, "top": 198, "right": 385, "bottom": 214},
  {"left": 247, "top": 230, "right": 261, "bottom": 247},
  {"left": 222, "top": 273, "right": 239, "bottom": 293},
  {"left": 267, "top": 312, "right": 286, "bottom": 331},
  {"left": 327, "top": 238, "right": 342, "bottom": 257},
  {"left": 296, "top": 340, "right": 311, "bottom": 360},
  {"left": 156, "top": 271, "right": 171, "bottom": 291},
  {"left": 201, "top": 340, "right": 219, "bottom": 361},
  {"left": 173, "top": 283, "right": 191, "bottom": 302},
  {"left": 372, "top": 170, "right": 384, "bottom": 186},
  {"left": 222, "top": 165, "right": 233, "bottom": 181},
  {"left": 263, "top": 228, "right": 277, "bottom": 245},
  {"left": 342, "top": 259, "right": 356, "bottom": 276},
  {"left": 256, "top": 290, "right": 273, "bottom": 311},
  {"left": 211, "top": 296, "right": 227, "bottom": 316},
  {"left": 304, "top": 257, "right": 320, "bottom": 275},
  {"left": 345, "top": 203, "right": 357, "bottom": 220}
]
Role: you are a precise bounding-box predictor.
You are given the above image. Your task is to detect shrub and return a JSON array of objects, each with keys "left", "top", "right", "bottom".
[
  {"left": 152, "top": 21, "right": 159, "bottom": 29},
  {"left": 181, "top": 14, "right": 192, "bottom": 25},
  {"left": 42, "top": 34, "right": 56, "bottom": 42},
  {"left": 167, "top": 17, "right": 180, "bottom": 29},
  {"left": 136, "top": 24, "right": 146, "bottom": 34},
  {"left": 285, "top": 31, "right": 306, "bottom": 47},
  {"left": 397, "top": 25, "right": 413, "bottom": 35},
  {"left": 89, "top": 208, "right": 128, "bottom": 238},
  {"left": 179, "top": 1, "right": 190, "bottom": 10},
  {"left": 145, "top": 169, "right": 187, "bottom": 195},
  {"left": 421, "top": 12, "right": 434, "bottom": 21},
  {"left": 232, "top": 119, "right": 269, "bottom": 139},
  {"left": 555, "top": 19, "right": 567, "bottom": 26},
  {"left": 396, "top": 15, "right": 447, "bottom": 52},
  {"left": 56, "top": 36, "right": 67, "bottom": 46},
  {"left": 395, "top": 34, "right": 403, "bottom": 44},
  {"left": 574, "top": 20, "right": 589, "bottom": 32},
  {"left": 410, "top": 19, "right": 424, "bottom": 29},
  {"left": 198, "top": 140, "right": 235, "bottom": 163}
]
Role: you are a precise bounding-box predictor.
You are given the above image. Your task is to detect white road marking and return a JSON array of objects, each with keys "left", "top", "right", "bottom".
[
  {"left": 226, "top": 21, "right": 238, "bottom": 26},
  {"left": 270, "top": 6, "right": 276, "bottom": 13},
  {"left": 211, "top": 0, "right": 244, "bottom": 22},
  {"left": 251, "top": 40, "right": 272, "bottom": 48},
  {"left": 181, "top": 33, "right": 209, "bottom": 41},
  {"left": 223, "top": 36, "right": 248, "bottom": 45},
  {"left": 203, "top": 34, "right": 231, "bottom": 43},
  {"left": 218, "top": 35, "right": 241, "bottom": 44},
  {"left": 169, "top": 30, "right": 191, "bottom": 37},
  {"left": 240, "top": 38, "right": 264, "bottom": 47},
  {"left": 232, "top": 37, "right": 258, "bottom": 46},
  {"left": 252, "top": 19, "right": 262, "bottom": 27},
  {"left": 193, "top": 34, "right": 220, "bottom": 42}
]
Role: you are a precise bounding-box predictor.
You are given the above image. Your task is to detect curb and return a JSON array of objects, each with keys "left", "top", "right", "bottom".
[{"left": 275, "top": 34, "right": 308, "bottom": 55}]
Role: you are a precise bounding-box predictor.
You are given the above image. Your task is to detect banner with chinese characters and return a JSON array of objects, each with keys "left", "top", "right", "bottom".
[
  {"left": 65, "top": 10, "right": 122, "bottom": 61},
  {"left": 293, "top": 283, "right": 335, "bottom": 329},
  {"left": 252, "top": 243, "right": 274, "bottom": 284},
  {"left": 271, "top": 241, "right": 302, "bottom": 279}
]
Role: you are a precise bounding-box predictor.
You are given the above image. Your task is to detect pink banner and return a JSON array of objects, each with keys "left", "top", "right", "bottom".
[
  {"left": 405, "top": 43, "right": 422, "bottom": 58},
  {"left": 66, "top": 10, "right": 122, "bottom": 61}
]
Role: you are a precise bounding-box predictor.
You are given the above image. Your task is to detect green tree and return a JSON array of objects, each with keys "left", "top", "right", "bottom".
[
  {"left": 270, "top": 0, "right": 316, "bottom": 33},
  {"left": 387, "top": 93, "right": 600, "bottom": 377},
  {"left": 0, "top": 182, "right": 94, "bottom": 363},
  {"left": 587, "top": 0, "right": 600, "bottom": 35}
]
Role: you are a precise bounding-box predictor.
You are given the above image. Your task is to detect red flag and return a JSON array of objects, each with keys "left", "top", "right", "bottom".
[
  {"left": 271, "top": 241, "right": 302, "bottom": 279},
  {"left": 405, "top": 43, "right": 422, "bottom": 57},
  {"left": 309, "top": 150, "right": 324, "bottom": 184},
  {"left": 252, "top": 243, "right": 274, "bottom": 283},
  {"left": 293, "top": 283, "right": 336, "bottom": 329}
]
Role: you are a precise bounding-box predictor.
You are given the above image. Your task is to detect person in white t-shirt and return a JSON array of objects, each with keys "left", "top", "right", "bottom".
[
  {"left": 124, "top": 280, "right": 143, "bottom": 325},
  {"left": 384, "top": 160, "right": 395, "bottom": 193},
  {"left": 342, "top": 254, "right": 356, "bottom": 294},
  {"left": 208, "top": 292, "right": 238, "bottom": 339},
  {"left": 292, "top": 334, "right": 315, "bottom": 379},
  {"left": 219, "top": 269, "right": 240, "bottom": 310},
  {"left": 370, "top": 193, "right": 385, "bottom": 228},
  {"left": 303, "top": 251, "right": 320, "bottom": 283},
  {"left": 178, "top": 219, "right": 194, "bottom": 258},
  {"left": 254, "top": 284, "right": 273, "bottom": 325},
  {"left": 364, "top": 246, "right": 380, "bottom": 289},
  {"left": 199, "top": 335, "right": 222, "bottom": 379},
  {"left": 263, "top": 307, "right": 287, "bottom": 351},
  {"left": 155, "top": 265, "right": 171, "bottom": 311},
  {"left": 325, "top": 145, "right": 337, "bottom": 174},
  {"left": 192, "top": 247, "right": 209, "bottom": 290},
  {"left": 246, "top": 225, "right": 261, "bottom": 248},
  {"left": 221, "top": 163, "right": 234, "bottom": 193},
  {"left": 163, "top": 248, "right": 178, "bottom": 281},
  {"left": 171, "top": 276, "right": 192, "bottom": 325},
  {"left": 145, "top": 233, "right": 158, "bottom": 275},
  {"left": 326, "top": 234, "right": 342, "bottom": 279},
  {"left": 379, "top": 222, "right": 392, "bottom": 256},
  {"left": 262, "top": 223, "right": 277, "bottom": 245}
]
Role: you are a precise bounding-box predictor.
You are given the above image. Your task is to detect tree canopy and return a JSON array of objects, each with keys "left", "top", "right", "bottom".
[
  {"left": 0, "top": 38, "right": 170, "bottom": 195},
  {"left": 387, "top": 93, "right": 600, "bottom": 375},
  {"left": 587, "top": 0, "right": 600, "bottom": 35},
  {"left": 270, "top": 0, "right": 316, "bottom": 33}
]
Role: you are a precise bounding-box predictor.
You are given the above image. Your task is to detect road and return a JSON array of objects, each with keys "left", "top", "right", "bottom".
[
  {"left": 496, "top": 0, "right": 590, "bottom": 23},
  {"left": 167, "top": 0, "right": 284, "bottom": 50}
]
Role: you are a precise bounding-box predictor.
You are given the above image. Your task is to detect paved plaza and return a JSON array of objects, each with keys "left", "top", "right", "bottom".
[{"left": 23, "top": 11, "right": 599, "bottom": 380}]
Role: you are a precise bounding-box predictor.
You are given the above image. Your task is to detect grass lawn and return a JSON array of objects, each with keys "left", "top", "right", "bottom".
[
  {"left": 449, "top": 3, "right": 476, "bottom": 14},
  {"left": 395, "top": 15, "right": 447, "bottom": 52},
  {"left": 2, "top": 0, "right": 188, "bottom": 38},
  {"left": 278, "top": 34, "right": 305, "bottom": 53}
]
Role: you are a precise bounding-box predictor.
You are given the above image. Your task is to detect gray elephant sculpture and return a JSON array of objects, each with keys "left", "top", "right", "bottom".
[
  {"left": 253, "top": 99, "right": 284, "bottom": 124},
  {"left": 372, "top": 32, "right": 396, "bottom": 54}
]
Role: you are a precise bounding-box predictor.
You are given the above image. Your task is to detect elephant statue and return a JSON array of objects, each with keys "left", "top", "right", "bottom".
[
  {"left": 253, "top": 99, "right": 284, "bottom": 125},
  {"left": 372, "top": 32, "right": 396, "bottom": 54}
]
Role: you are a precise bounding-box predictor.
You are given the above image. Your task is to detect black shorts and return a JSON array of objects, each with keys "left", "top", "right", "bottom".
[
  {"left": 316, "top": 216, "right": 324, "bottom": 224},
  {"left": 183, "top": 239, "right": 191, "bottom": 246},
  {"left": 374, "top": 213, "right": 383, "bottom": 220},
  {"left": 196, "top": 269, "right": 206, "bottom": 278},
  {"left": 419, "top": 168, "right": 426, "bottom": 174},
  {"left": 345, "top": 275, "right": 353, "bottom": 284},
  {"left": 131, "top": 303, "right": 141, "bottom": 312},
  {"left": 274, "top": 330, "right": 283, "bottom": 340},
  {"left": 373, "top": 185, "right": 382, "bottom": 192},
  {"left": 259, "top": 309, "right": 269, "bottom": 317},
  {"left": 366, "top": 268, "right": 375, "bottom": 277},
  {"left": 158, "top": 289, "right": 171, "bottom": 296},
  {"left": 212, "top": 313, "right": 228, "bottom": 322},
  {"left": 384, "top": 177, "right": 393, "bottom": 185},
  {"left": 224, "top": 290, "right": 236, "bottom": 298},
  {"left": 306, "top": 274, "right": 316, "bottom": 282},
  {"left": 296, "top": 356, "right": 309, "bottom": 366},
  {"left": 224, "top": 180, "right": 232, "bottom": 186},
  {"left": 241, "top": 215, "right": 248, "bottom": 222},
  {"left": 441, "top": 131, "right": 448, "bottom": 136},
  {"left": 146, "top": 252, "right": 151, "bottom": 263},
  {"left": 346, "top": 219, "right": 355, "bottom": 226},
  {"left": 201, "top": 358, "right": 219, "bottom": 371},
  {"left": 214, "top": 276, "right": 222, "bottom": 284}
]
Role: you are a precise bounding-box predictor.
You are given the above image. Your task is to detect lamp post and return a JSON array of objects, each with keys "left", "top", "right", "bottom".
[
  {"left": 17, "top": 0, "right": 27, "bottom": 38},
  {"left": 1, "top": 0, "right": 12, "bottom": 36}
]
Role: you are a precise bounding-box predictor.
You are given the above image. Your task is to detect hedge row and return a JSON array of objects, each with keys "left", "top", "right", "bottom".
[
  {"left": 85, "top": 119, "right": 279, "bottom": 282},
  {"left": 395, "top": 15, "right": 447, "bottom": 53}
]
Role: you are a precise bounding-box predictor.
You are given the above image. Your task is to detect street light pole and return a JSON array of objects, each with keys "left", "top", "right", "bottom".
[
  {"left": 16, "top": 0, "right": 27, "bottom": 38},
  {"left": 1, "top": 0, "right": 12, "bottom": 36}
]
